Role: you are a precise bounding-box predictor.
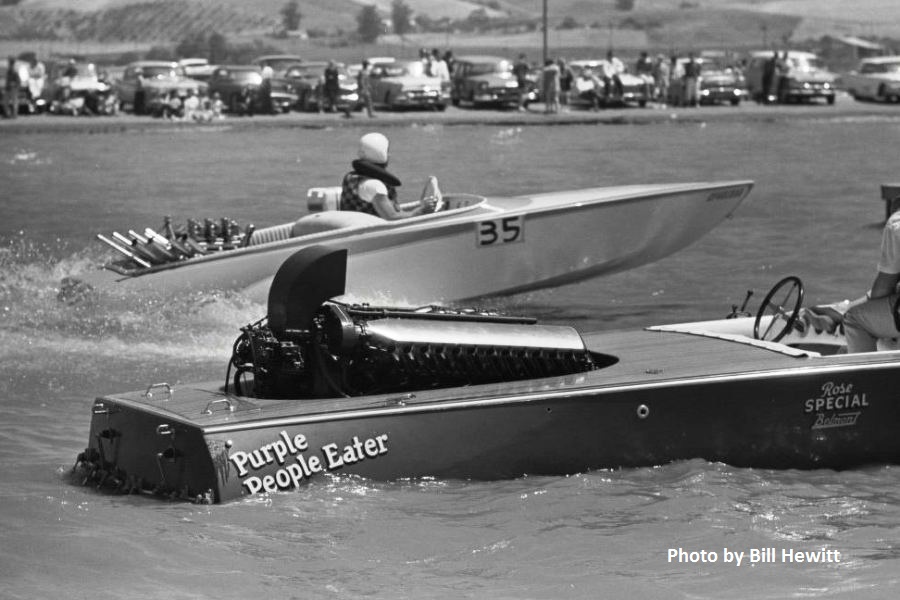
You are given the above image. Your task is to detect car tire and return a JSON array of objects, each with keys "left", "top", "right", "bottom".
[
  {"left": 436, "top": 103, "right": 447, "bottom": 112},
  {"left": 827, "top": 95, "right": 835, "bottom": 105}
]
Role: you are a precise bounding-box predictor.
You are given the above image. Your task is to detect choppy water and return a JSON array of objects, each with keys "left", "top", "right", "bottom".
[{"left": 3, "top": 115, "right": 900, "bottom": 598}]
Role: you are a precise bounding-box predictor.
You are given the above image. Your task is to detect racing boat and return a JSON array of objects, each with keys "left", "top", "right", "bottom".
[
  {"left": 63, "top": 180, "right": 752, "bottom": 305},
  {"left": 75, "top": 248, "right": 900, "bottom": 504}
]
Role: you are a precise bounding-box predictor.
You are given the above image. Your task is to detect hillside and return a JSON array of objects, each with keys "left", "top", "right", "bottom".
[{"left": 2, "top": 0, "right": 899, "bottom": 53}]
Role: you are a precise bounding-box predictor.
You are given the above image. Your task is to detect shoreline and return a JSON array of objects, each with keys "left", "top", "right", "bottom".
[{"left": 2, "top": 94, "right": 899, "bottom": 135}]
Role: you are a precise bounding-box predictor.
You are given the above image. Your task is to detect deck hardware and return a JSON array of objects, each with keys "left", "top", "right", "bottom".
[
  {"left": 156, "top": 424, "right": 175, "bottom": 437},
  {"left": 636, "top": 404, "right": 650, "bottom": 419},
  {"left": 645, "top": 368, "right": 663, "bottom": 375},
  {"left": 92, "top": 401, "right": 118, "bottom": 415},
  {"left": 203, "top": 398, "right": 236, "bottom": 415},
  {"left": 144, "top": 382, "right": 174, "bottom": 399}
]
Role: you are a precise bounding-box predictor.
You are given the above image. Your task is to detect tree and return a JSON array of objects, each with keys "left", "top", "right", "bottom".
[
  {"left": 356, "top": 5, "right": 382, "bottom": 43},
  {"left": 391, "top": 0, "right": 413, "bottom": 36},
  {"left": 208, "top": 32, "right": 229, "bottom": 64},
  {"left": 615, "top": 0, "right": 635, "bottom": 10},
  {"left": 281, "top": 1, "right": 302, "bottom": 32}
]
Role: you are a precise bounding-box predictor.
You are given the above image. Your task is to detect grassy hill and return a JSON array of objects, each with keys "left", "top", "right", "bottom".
[{"left": 1, "top": 0, "right": 899, "bottom": 60}]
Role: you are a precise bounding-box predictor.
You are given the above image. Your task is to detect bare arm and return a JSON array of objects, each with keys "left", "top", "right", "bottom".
[
  {"left": 869, "top": 271, "right": 900, "bottom": 300},
  {"left": 372, "top": 194, "right": 435, "bottom": 221}
]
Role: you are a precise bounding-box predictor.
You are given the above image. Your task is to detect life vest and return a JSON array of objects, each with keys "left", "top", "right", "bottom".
[{"left": 340, "top": 160, "right": 400, "bottom": 215}]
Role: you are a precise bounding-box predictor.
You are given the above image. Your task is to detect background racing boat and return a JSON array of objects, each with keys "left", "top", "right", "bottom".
[{"left": 62, "top": 180, "right": 752, "bottom": 305}]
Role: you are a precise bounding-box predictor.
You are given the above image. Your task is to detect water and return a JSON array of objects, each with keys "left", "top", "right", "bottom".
[{"left": 2, "top": 116, "right": 900, "bottom": 598}]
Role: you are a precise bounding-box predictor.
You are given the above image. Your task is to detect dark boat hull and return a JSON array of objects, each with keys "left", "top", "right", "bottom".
[{"left": 80, "top": 330, "right": 900, "bottom": 503}]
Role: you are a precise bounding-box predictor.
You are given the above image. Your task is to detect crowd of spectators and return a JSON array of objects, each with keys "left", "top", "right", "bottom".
[{"left": 1, "top": 47, "right": 791, "bottom": 121}]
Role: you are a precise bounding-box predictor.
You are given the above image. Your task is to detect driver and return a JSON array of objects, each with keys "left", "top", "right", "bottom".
[
  {"left": 799, "top": 210, "right": 900, "bottom": 352},
  {"left": 339, "top": 132, "right": 442, "bottom": 220}
]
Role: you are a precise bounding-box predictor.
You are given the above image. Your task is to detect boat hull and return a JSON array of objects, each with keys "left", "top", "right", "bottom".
[
  {"left": 80, "top": 328, "right": 900, "bottom": 503},
  {"left": 75, "top": 181, "right": 751, "bottom": 305}
]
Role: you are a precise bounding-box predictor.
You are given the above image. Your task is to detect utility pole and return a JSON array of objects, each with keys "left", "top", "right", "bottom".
[{"left": 542, "top": 0, "right": 548, "bottom": 65}]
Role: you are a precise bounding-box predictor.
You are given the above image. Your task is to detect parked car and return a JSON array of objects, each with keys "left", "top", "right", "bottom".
[
  {"left": 668, "top": 56, "right": 745, "bottom": 106},
  {"left": 284, "top": 61, "right": 358, "bottom": 112},
  {"left": 116, "top": 61, "right": 206, "bottom": 114},
  {"left": 253, "top": 55, "right": 304, "bottom": 77},
  {"left": 207, "top": 65, "right": 299, "bottom": 115},
  {"left": 368, "top": 60, "right": 448, "bottom": 111},
  {"left": 841, "top": 56, "right": 900, "bottom": 103},
  {"left": 451, "top": 55, "right": 524, "bottom": 109},
  {"left": 745, "top": 50, "right": 836, "bottom": 105},
  {"left": 566, "top": 60, "right": 649, "bottom": 108}
]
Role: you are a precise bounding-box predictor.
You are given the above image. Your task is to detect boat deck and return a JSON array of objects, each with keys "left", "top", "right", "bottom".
[{"left": 102, "top": 326, "right": 900, "bottom": 433}]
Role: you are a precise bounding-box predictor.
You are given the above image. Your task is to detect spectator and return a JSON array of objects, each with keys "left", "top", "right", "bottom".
[
  {"left": 322, "top": 60, "right": 340, "bottom": 113},
  {"left": 183, "top": 89, "right": 200, "bottom": 121},
  {"left": 443, "top": 50, "right": 455, "bottom": 74},
  {"left": 512, "top": 53, "right": 531, "bottom": 112},
  {"left": 356, "top": 59, "right": 375, "bottom": 118},
  {"left": 542, "top": 59, "right": 560, "bottom": 114},
  {"left": 558, "top": 58, "right": 574, "bottom": 110},
  {"left": 601, "top": 50, "right": 624, "bottom": 102},
  {"left": 430, "top": 48, "right": 450, "bottom": 83},
  {"left": 762, "top": 51, "right": 777, "bottom": 103},
  {"left": 653, "top": 54, "right": 670, "bottom": 106},
  {"left": 683, "top": 53, "right": 701, "bottom": 107},
  {"left": 580, "top": 67, "right": 603, "bottom": 111},
  {"left": 4, "top": 56, "right": 21, "bottom": 118},
  {"left": 259, "top": 64, "right": 274, "bottom": 114},
  {"left": 635, "top": 51, "right": 654, "bottom": 101}
]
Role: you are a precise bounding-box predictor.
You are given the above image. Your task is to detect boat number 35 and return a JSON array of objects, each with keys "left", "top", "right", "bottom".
[{"left": 477, "top": 216, "right": 525, "bottom": 247}]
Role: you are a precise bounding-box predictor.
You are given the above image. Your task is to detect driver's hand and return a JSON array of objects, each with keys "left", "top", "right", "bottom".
[
  {"left": 798, "top": 307, "right": 841, "bottom": 334},
  {"left": 421, "top": 196, "right": 438, "bottom": 213}
]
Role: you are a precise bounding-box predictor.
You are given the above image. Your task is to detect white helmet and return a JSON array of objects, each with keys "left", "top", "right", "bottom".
[{"left": 358, "top": 132, "right": 389, "bottom": 164}]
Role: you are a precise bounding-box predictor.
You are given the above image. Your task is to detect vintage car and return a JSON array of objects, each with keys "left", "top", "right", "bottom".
[
  {"left": 368, "top": 60, "right": 448, "bottom": 111},
  {"left": 841, "top": 56, "right": 900, "bottom": 103},
  {"left": 450, "top": 55, "right": 525, "bottom": 109},
  {"left": 285, "top": 61, "right": 358, "bottom": 112},
  {"left": 253, "top": 54, "right": 305, "bottom": 76},
  {"left": 566, "top": 59, "right": 649, "bottom": 108},
  {"left": 116, "top": 61, "right": 206, "bottom": 114},
  {"left": 745, "top": 50, "right": 836, "bottom": 105},
  {"left": 207, "top": 65, "right": 299, "bottom": 114},
  {"left": 668, "top": 56, "right": 745, "bottom": 106}
]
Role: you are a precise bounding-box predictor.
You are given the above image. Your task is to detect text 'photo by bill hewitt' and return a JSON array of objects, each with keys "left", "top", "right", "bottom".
[{"left": 4, "top": 0, "right": 900, "bottom": 598}]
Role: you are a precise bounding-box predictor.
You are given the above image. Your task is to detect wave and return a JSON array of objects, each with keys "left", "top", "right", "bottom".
[{"left": 0, "top": 236, "right": 265, "bottom": 365}]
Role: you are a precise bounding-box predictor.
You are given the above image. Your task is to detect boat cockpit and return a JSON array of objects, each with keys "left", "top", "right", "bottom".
[{"left": 650, "top": 276, "right": 900, "bottom": 358}]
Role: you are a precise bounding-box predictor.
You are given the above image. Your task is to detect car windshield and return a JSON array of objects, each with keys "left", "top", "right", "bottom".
[
  {"left": 874, "top": 61, "right": 900, "bottom": 73},
  {"left": 71, "top": 64, "right": 97, "bottom": 77},
  {"left": 468, "top": 60, "right": 511, "bottom": 76},
  {"left": 788, "top": 56, "right": 824, "bottom": 71},
  {"left": 286, "top": 64, "right": 327, "bottom": 78},
  {"left": 218, "top": 69, "right": 262, "bottom": 84},
  {"left": 259, "top": 58, "right": 302, "bottom": 72},
  {"left": 141, "top": 66, "right": 178, "bottom": 78},
  {"left": 380, "top": 61, "right": 426, "bottom": 77}
]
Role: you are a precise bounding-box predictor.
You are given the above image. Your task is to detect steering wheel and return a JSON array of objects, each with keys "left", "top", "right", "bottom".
[{"left": 754, "top": 276, "right": 804, "bottom": 342}]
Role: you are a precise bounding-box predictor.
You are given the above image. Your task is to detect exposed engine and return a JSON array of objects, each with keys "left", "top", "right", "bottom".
[
  {"left": 225, "top": 245, "right": 606, "bottom": 399},
  {"left": 228, "top": 302, "right": 602, "bottom": 398}
]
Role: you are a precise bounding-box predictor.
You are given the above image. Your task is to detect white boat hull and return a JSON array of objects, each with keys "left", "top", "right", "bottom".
[{"left": 74, "top": 181, "right": 752, "bottom": 305}]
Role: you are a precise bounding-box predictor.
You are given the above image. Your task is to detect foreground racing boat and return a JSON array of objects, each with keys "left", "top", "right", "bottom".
[
  {"left": 76, "top": 248, "right": 900, "bottom": 503},
  {"left": 63, "top": 181, "right": 752, "bottom": 305}
]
